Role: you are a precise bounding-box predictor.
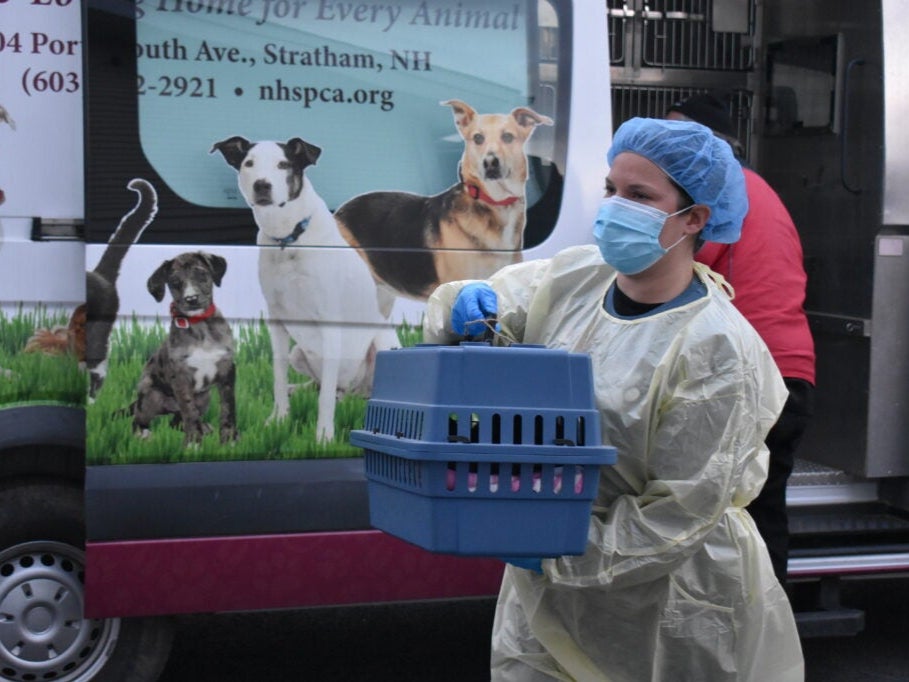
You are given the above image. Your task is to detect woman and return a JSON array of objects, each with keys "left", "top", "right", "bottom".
[{"left": 423, "top": 118, "right": 804, "bottom": 681}]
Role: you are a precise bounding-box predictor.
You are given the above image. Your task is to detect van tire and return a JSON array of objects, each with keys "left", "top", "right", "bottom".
[{"left": 0, "top": 479, "right": 174, "bottom": 681}]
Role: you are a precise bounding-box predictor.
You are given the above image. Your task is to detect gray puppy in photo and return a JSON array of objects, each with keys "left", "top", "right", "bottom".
[{"left": 132, "top": 251, "right": 238, "bottom": 446}]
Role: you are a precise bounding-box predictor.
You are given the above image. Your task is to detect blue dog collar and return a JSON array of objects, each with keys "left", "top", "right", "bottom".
[{"left": 273, "top": 216, "right": 310, "bottom": 249}]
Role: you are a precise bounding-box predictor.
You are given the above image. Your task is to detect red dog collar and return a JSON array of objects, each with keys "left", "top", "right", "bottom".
[
  {"left": 465, "top": 183, "right": 520, "bottom": 207},
  {"left": 171, "top": 302, "right": 216, "bottom": 329}
]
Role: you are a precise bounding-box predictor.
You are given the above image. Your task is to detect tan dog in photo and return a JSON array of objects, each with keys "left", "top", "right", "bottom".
[{"left": 335, "top": 99, "right": 553, "bottom": 316}]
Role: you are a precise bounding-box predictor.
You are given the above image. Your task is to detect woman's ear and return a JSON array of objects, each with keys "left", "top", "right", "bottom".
[{"left": 683, "top": 205, "right": 711, "bottom": 235}]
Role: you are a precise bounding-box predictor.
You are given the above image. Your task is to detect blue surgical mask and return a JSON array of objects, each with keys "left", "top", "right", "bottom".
[{"left": 593, "top": 196, "right": 690, "bottom": 275}]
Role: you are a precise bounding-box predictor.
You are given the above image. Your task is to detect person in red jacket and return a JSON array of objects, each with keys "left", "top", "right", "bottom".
[{"left": 667, "top": 93, "right": 816, "bottom": 586}]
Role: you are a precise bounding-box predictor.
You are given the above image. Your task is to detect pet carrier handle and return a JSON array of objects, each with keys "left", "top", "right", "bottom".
[
  {"left": 477, "top": 317, "right": 498, "bottom": 342},
  {"left": 457, "top": 316, "right": 500, "bottom": 343}
]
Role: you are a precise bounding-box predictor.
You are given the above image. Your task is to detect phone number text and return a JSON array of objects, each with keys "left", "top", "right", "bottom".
[
  {"left": 20, "top": 68, "right": 80, "bottom": 96},
  {"left": 137, "top": 75, "right": 217, "bottom": 98}
]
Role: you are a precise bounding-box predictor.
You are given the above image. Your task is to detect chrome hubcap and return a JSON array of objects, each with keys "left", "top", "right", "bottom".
[{"left": 0, "top": 542, "right": 119, "bottom": 681}]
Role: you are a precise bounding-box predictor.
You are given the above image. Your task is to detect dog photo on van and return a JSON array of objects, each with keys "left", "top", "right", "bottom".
[
  {"left": 131, "top": 251, "right": 237, "bottom": 446},
  {"left": 210, "top": 135, "right": 398, "bottom": 442},
  {"left": 334, "top": 99, "right": 553, "bottom": 316}
]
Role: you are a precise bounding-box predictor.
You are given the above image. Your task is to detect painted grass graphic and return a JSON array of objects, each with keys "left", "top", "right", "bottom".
[
  {"left": 87, "top": 315, "right": 422, "bottom": 465},
  {"left": 1, "top": 306, "right": 422, "bottom": 465},
  {"left": 0, "top": 305, "right": 85, "bottom": 406}
]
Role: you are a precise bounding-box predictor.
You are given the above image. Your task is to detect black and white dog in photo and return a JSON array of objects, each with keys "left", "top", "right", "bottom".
[
  {"left": 210, "top": 136, "right": 398, "bottom": 442},
  {"left": 132, "top": 251, "right": 237, "bottom": 446}
]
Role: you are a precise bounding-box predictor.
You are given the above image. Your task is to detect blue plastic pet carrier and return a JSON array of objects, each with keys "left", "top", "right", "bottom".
[{"left": 350, "top": 342, "right": 616, "bottom": 557}]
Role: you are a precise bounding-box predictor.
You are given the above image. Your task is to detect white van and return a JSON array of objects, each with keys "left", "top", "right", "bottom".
[{"left": 0, "top": 2, "right": 611, "bottom": 678}]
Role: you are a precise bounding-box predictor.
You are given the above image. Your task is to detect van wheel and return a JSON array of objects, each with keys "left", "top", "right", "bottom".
[{"left": 0, "top": 481, "right": 174, "bottom": 681}]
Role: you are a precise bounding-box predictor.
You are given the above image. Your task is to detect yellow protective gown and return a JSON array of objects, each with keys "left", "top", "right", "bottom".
[{"left": 424, "top": 245, "right": 804, "bottom": 682}]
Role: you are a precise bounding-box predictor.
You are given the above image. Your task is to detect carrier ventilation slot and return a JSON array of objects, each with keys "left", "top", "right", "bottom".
[
  {"left": 366, "top": 405, "right": 425, "bottom": 440},
  {"left": 445, "top": 461, "right": 588, "bottom": 496},
  {"left": 367, "top": 451, "right": 422, "bottom": 488},
  {"left": 447, "top": 412, "right": 592, "bottom": 446}
]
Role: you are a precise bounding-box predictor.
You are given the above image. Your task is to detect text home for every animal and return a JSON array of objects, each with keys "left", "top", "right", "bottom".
[{"left": 143, "top": 1, "right": 524, "bottom": 31}]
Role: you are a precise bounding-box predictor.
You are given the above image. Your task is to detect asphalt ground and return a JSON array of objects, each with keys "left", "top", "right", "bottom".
[{"left": 158, "top": 577, "right": 909, "bottom": 681}]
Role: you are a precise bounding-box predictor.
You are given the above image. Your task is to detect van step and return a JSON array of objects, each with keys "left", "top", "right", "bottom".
[
  {"left": 788, "top": 550, "right": 909, "bottom": 577},
  {"left": 790, "top": 577, "right": 865, "bottom": 638},
  {"left": 790, "top": 503, "right": 909, "bottom": 535},
  {"left": 787, "top": 459, "right": 878, "bottom": 506},
  {"left": 789, "top": 459, "right": 857, "bottom": 486},
  {"left": 795, "top": 608, "right": 865, "bottom": 638}
]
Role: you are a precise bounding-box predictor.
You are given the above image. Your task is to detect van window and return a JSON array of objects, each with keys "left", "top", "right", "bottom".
[
  {"left": 765, "top": 35, "right": 841, "bottom": 134},
  {"left": 87, "top": 0, "right": 566, "bottom": 247},
  {"left": 83, "top": 0, "right": 573, "bottom": 464}
]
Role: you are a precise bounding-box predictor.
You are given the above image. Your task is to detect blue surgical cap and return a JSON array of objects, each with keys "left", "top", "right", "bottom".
[{"left": 607, "top": 117, "right": 747, "bottom": 243}]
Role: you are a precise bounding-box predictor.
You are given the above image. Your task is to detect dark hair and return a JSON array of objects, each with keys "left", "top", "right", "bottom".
[
  {"left": 667, "top": 93, "right": 736, "bottom": 138},
  {"left": 667, "top": 93, "right": 746, "bottom": 161},
  {"left": 668, "top": 177, "right": 704, "bottom": 251},
  {"left": 668, "top": 177, "right": 695, "bottom": 211}
]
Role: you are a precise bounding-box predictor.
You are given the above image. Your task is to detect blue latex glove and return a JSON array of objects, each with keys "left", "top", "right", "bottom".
[
  {"left": 451, "top": 282, "right": 498, "bottom": 337},
  {"left": 501, "top": 557, "right": 544, "bottom": 573}
]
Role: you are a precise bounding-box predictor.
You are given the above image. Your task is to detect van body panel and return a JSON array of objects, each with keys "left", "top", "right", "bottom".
[{"left": 85, "top": 530, "right": 504, "bottom": 618}]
